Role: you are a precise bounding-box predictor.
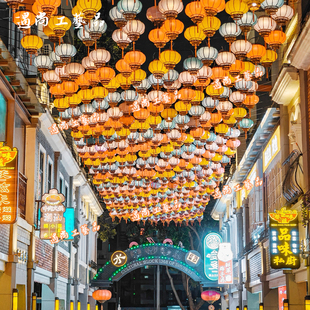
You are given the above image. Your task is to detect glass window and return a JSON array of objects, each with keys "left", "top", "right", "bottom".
[
  {"left": 59, "top": 177, "right": 63, "bottom": 195},
  {"left": 47, "top": 161, "right": 52, "bottom": 191},
  {"left": 64, "top": 184, "right": 68, "bottom": 206},
  {"left": 14, "top": 112, "right": 26, "bottom": 173},
  {"left": 39, "top": 151, "right": 45, "bottom": 198},
  {"left": 0, "top": 92, "right": 6, "bottom": 141}
]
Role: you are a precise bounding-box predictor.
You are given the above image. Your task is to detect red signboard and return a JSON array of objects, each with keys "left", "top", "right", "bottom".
[
  {"left": 0, "top": 142, "right": 18, "bottom": 224},
  {"left": 218, "top": 243, "right": 233, "bottom": 285},
  {"left": 278, "top": 286, "right": 286, "bottom": 310}
]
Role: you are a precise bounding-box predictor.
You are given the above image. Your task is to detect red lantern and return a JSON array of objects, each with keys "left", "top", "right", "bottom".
[
  {"left": 92, "top": 289, "right": 112, "bottom": 303},
  {"left": 201, "top": 290, "right": 221, "bottom": 304}
]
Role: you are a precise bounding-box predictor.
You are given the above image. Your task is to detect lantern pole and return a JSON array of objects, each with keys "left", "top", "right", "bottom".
[{"left": 156, "top": 265, "right": 160, "bottom": 310}]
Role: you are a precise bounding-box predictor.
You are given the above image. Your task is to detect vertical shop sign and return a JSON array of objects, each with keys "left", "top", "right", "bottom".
[
  {"left": 0, "top": 142, "right": 18, "bottom": 224},
  {"left": 204, "top": 232, "right": 223, "bottom": 281},
  {"left": 278, "top": 286, "right": 287, "bottom": 310},
  {"left": 218, "top": 243, "right": 233, "bottom": 284},
  {"left": 269, "top": 208, "right": 300, "bottom": 269},
  {"left": 40, "top": 188, "right": 66, "bottom": 239}
]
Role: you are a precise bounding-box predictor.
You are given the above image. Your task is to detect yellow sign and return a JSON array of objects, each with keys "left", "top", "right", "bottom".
[
  {"left": 0, "top": 142, "right": 18, "bottom": 224},
  {"left": 263, "top": 126, "right": 280, "bottom": 172},
  {"left": 111, "top": 250, "right": 127, "bottom": 267}
]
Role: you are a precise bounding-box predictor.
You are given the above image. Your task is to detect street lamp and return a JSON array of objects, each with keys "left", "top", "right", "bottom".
[
  {"left": 70, "top": 300, "right": 74, "bottom": 310},
  {"left": 55, "top": 297, "right": 59, "bottom": 310},
  {"left": 259, "top": 303, "right": 264, "bottom": 310},
  {"left": 283, "top": 299, "right": 289, "bottom": 310},
  {"left": 32, "top": 293, "right": 37, "bottom": 310},
  {"left": 12, "top": 288, "right": 18, "bottom": 310},
  {"left": 305, "top": 295, "right": 310, "bottom": 310}
]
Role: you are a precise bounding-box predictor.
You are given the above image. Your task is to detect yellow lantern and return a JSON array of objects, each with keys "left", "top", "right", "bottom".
[
  {"left": 215, "top": 123, "right": 229, "bottom": 135},
  {"left": 159, "top": 50, "right": 181, "bottom": 70},
  {"left": 184, "top": 26, "right": 206, "bottom": 49},
  {"left": 191, "top": 90, "right": 204, "bottom": 105},
  {"left": 206, "top": 84, "right": 224, "bottom": 98},
  {"left": 53, "top": 98, "right": 69, "bottom": 112},
  {"left": 199, "top": 16, "right": 221, "bottom": 38},
  {"left": 149, "top": 60, "right": 168, "bottom": 80},
  {"left": 225, "top": 0, "right": 248, "bottom": 21},
  {"left": 77, "top": 0, "right": 102, "bottom": 20},
  {"left": 21, "top": 35, "right": 43, "bottom": 56},
  {"left": 106, "top": 78, "right": 121, "bottom": 93},
  {"left": 175, "top": 101, "right": 191, "bottom": 115},
  {"left": 48, "top": 15, "right": 71, "bottom": 37}
]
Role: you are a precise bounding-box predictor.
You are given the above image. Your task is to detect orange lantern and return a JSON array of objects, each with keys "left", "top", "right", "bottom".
[
  {"left": 265, "top": 30, "right": 286, "bottom": 50},
  {"left": 124, "top": 50, "right": 146, "bottom": 71},
  {"left": 92, "top": 290, "right": 112, "bottom": 303},
  {"left": 97, "top": 67, "right": 116, "bottom": 86},
  {"left": 247, "top": 44, "right": 266, "bottom": 64},
  {"left": 149, "top": 28, "right": 170, "bottom": 49},
  {"left": 185, "top": 1, "right": 205, "bottom": 24}
]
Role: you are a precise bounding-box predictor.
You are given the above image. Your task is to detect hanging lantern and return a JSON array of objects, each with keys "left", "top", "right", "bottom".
[
  {"left": 53, "top": 98, "right": 70, "bottom": 112},
  {"left": 197, "top": 66, "right": 212, "bottom": 83},
  {"left": 184, "top": 26, "right": 206, "bottom": 50},
  {"left": 89, "top": 49, "right": 111, "bottom": 68},
  {"left": 55, "top": 66, "right": 70, "bottom": 81},
  {"left": 233, "top": 107, "right": 247, "bottom": 121},
  {"left": 229, "top": 59, "right": 245, "bottom": 77},
  {"left": 149, "top": 60, "right": 168, "bottom": 80},
  {"left": 13, "top": 11, "right": 35, "bottom": 35},
  {"left": 231, "top": 40, "right": 252, "bottom": 60},
  {"left": 92, "top": 290, "right": 112, "bottom": 303},
  {"left": 116, "top": 59, "right": 132, "bottom": 78},
  {"left": 237, "top": 12, "right": 257, "bottom": 35},
  {"left": 124, "top": 50, "right": 146, "bottom": 71},
  {"left": 179, "top": 71, "right": 197, "bottom": 87},
  {"left": 65, "top": 63, "right": 85, "bottom": 80},
  {"left": 131, "top": 69, "right": 147, "bottom": 86},
  {"left": 162, "top": 19, "right": 184, "bottom": 41},
  {"left": 225, "top": 0, "right": 249, "bottom": 21},
  {"left": 265, "top": 30, "right": 286, "bottom": 50},
  {"left": 211, "top": 66, "right": 225, "bottom": 80},
  {"left": 77, "top": 73, "right": 90, "bottom": 89},
  {"left": 82, "top": 56, "right": 97, "bottom": 73},
  {"left": 50, "top": 83, "right": 65, "bottom": 99},
  {"left": 77, "top": 0, "right": 102, "bottom": 20},
  {"left": 21, "top": 35, "right": 43, "bottom": 61},
  {"left": 159, "top": 49, "right": 181, "bottom": 70},
  {"left": 149, "top": 28, "right": 169, "bottom": 49},
  {"left": 55, "top": 44, "right": 77, "bottom": 63},
  {"left": 219, "top": 22, "right": 241, "bottom": 44},
  {"left": 183, "top": 57, "right": 203, "bottom": 75},
  {"left": 239, "top": 118, "right": 254, "bottom": 138},
  {"left": 260, "top": 49, "right": 277, "bottom": 68},
  {"left": 85, "top": 19, "right": 107, "bottom": 41},
  {"left": 63, "top": 81, "right": 78, "bottom": 97},
  {"left": 34, "top": 55, "right": 53, "bottom": 75},
  {"left": 109, "top": 7, "right": 127, "bottom": 28},
  {"left": 247, "top": 44, "right": 266, "bottom": 64},
  {"left": 123, "top": 20, "right": 145, "bottom": 41},
  {"left": 146, "top": 6, "right": 166, "bottom": 27},
  {"left": 43, "top": 26, "right": 59, "bottom": 44},
  {"left": 112, "top": 29, "right": 132, "bottom": 51},
  {"left": 158, "top": 0, "right": 183, "bottom": 20},
  {"left": 185, "top": 1, "right": 205, "bottom": 24},
  {"left": 48, "top": 15, "right": 72, "bottom": 38},
  {"left": 163, "top": 69, "right": 179, "bottom": 86},
  {"left": 215, "top": 52, "right": 236, "bottom": 70},
  {"left": 243, "top": 0, "right": 264, "bottom": 12},
  {"left": 229, "top": 91, "right": 246, "bottom": 106},
  {"left": 243, "top": 94, "right": 259, "bottom": 116},
  {"left": 36, "top": 0, "right": 61, "bottom": 17},
  {"left": 206, "top": 84, "right": 224, "bottom": 99},
  {"left": 270, "top": 5, "right": 294, "bottom": 25},
  {"left": 197, "top": 46, "right": 218, "bottom": 66},
  {"left": 254, "top": 16, "right": 277, "bottom": 37},
  {"left": 201, "top": 0, "right": 225, "bottom": 16},
  {"left": 261, "top": 0, "right": 284, "bottom": 15},
  {"left": 198, "top": 16, "right": 221, "bottom": 39},
  {"left": 117, "top": 0, "right": 142, "bottom": 20}
]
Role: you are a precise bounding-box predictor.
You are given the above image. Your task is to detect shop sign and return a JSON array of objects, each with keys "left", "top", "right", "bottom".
[
  {"left": 111, "top": 250, "right": 127, "bottom": 267},
  {"left": 185, "top": 250, "right": 201, "bottom": 267},
  {"left": 0, "top": 142, "right": 18, "bottom": 224},
  {"left": 269, "top": 208, "right": 300, "bottom": 269},
  {"left": 278, "top": 286, "right": 287, "bottom": 310},
  {"left": 263, "top": 126, "right": 280, "bottom": 172},
  {"left": 40, "top": 188, "right": 66, "bottom": 239},
  {"left": 218, "top": 243, "right": 233, "bottom": 285},
  {"left": 204, "top": 232, "right": 223, "bottom": 281}
]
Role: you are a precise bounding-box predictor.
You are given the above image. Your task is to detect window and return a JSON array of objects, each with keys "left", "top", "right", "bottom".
[
  {"left": 59, "top": 176, "right": 63, "bottom": 195},
  {"left": 38, "top": 149, "right": 45, "bottom": 199},
  {"left": 14, "top": 112, "right": 26, "bottom": 173},
  {"left": 0, "top": 92, "right": 6, "bottom": 141},
  {"left": 47, "top": 160, "right": 53, "bottom": 191},
  {"left": 64, "top": 183, "right": 68, "bottom": 206}
]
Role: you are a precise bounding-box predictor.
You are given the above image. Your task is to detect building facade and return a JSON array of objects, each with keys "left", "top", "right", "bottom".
[{"left": 0, "top": 2, "right": 103, "bottom": 309}]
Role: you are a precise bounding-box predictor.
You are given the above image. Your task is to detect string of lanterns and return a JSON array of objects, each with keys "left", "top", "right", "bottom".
[{"left": 7, "top": 0, "right": 294, "bottom": 226}]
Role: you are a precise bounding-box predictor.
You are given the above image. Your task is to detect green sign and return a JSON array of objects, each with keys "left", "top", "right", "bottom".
[{"left": 204, "top": 232, "right": 222, "bottom": 281}]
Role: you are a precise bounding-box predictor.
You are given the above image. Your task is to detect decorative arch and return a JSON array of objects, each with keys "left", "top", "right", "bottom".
[{"left": 91, "top": 243, "right": 213, "bottom": 288}]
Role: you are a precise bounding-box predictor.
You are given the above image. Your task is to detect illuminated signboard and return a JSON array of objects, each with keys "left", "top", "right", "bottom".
[
  {"left": 204, "top": 232, "right": 223, "bottom": 281},
  {"left": 278, "top": 286, "right": 287, "bottom": 310},
  {"left": 0, "top": 142, "right": 18, "bottom": 224},
  {"left": 40, "top": 189, "right": 66, "bottom": 239},
  {"left": 269, "top": 208, "right": 300, "bottom": 269},
  {"left": 111, "top": 250, "right": 127, "bottom": 267},
  {"left": 263, "top": 126, "right": 280, "bottom": 172},
  {"left": 218, "top": 243, "right": 233, "bottom": 285}
]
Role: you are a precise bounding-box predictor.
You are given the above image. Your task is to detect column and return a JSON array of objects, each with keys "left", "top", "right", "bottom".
[
  {"left": 285, "top": 271, "right": 307, "bottom": 310},
  {"left": 74, "top": 186, "right": 81, "bottom": 306}
]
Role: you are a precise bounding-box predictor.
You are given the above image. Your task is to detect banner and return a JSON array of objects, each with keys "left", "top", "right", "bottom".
[{"left": 218, "top": 243, "right": 233, "bottom": 285}]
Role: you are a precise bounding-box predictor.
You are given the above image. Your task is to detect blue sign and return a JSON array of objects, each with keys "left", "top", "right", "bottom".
[
  {"left": 64, "top": 208, "right": 75, "bottom": 240},
  {"left": 203, "top": 232, "right": 223, "bottom": 281}
]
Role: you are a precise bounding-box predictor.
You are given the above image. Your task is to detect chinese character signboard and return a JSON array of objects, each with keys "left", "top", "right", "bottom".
[
  {"left": 269, "top": 208, "right": 300, "bottom": 269},
  {"left": 111, "top": 250, "right": 127, "bottom": 267},
  {"left": 204, "top": 232, "right": 223, "bottom": 281},
  {"left": 263, "top": 126, "right": 280, "bottom": 172},
  {"left": 0, "top": 142, "right": 18, "bottom": 224},
  {"left": 185, "top": 250, "right": 201, "bottom": 267},
  {"left": 40, "top": 189, "right": 66, "bottom": 239},
  {"left": 218, "top": 243, "right": 233, "bottom": 284}
]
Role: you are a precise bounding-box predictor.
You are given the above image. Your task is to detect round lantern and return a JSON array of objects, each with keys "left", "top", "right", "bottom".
[
  {"left": 77, "top": 0, "right": 102, "bottom": 20},
  {"left": 123, "top": 20, "right": 145, "bottom": 41},
  {"left": 92, "top": 290, "right": 112, "bottom": 303},
  {"left": 200, "top": 0, "right": 225, "bottom": 16},
  {"left": 85, "top": 19, "right": 107, "bottom": 41},
  {"left": 215, "top": 51, "right": 236, "bottom": 70},
  {"left": 254, "top": 16, "right": 277, "bottom": 37},
  {"left": 184, "top": 26, "right": 206, "bottom": 49},
  {"left": 271, "top": 5, "right": 294, "bottom": 25},
  {"left": 34, "top": 55, "right": 53, "bottom": 75},
  {"left": 21, "top": 35, "right": 43, "bottom": 56},
  {"left": 197, "top": 46, "right": 218, "bottom": 66},
  {"left": 77, "top": 28, "right": 95, "bottom": 46},
  {"left": 158, "top": 0, "right": 183, "bottom": 19},
  {"left": 48, "top": 15, "right": 71, "bottom": 37},
  {"left": 185, "top": 1, "right": 205, "bottom": 24},
  {"left": 239, "top": 118, "right": 254, "bottom": 138},
  {"left": 124, "top": 50, "right": 146, "bottom": 71},
  {"left": 117, "top": 0, "right": 142, "bottom": 20},
  {"left": 149, "top": 28, "right": 169, "bottom": 49},
  {"left": 112, "top": 29, "right": 132, "bottom": 51},
  {"left": 265, "top": 30, "right": 286, "bottom": 50},
  {"left": 201, "top": 291, "right": 221, "bottom": 304},
  {"left": 162, "top": 19, "right": 184, "bottom": 41},
  {"left": 247, "top": 44, "right": 266, "bottom": 64},
  {"left": 231, "top": 40, "right": 252, "bottom": 60},
  {"left": 65, "top": 63, "right": 85, "bottom": 80},
  {"left": 237, "top": 12, "right": 257, "bottom": 34},
  {"left": 55, "top": 44, "right": 77, "bottom": 63},
  {"left": 36, "top": 0, "right": 61, "bottom": 17},
  {"left": 261, "top": 0, "right": 284, "bottom": 15},
  {"left": 89, "top": 49, "right": 111, "bottom": 68},
  {"left": 183, "top": 57, "right": 203, "bottom": 75},
  {"left": 219, "top": 22, "right": 241, "bottom": 44},
  {"left": 159, "top": 50, "right": 181, "bottom": 70},
  {"left": 109, "top": 6, "right": 127, "bottom": 28},
  {"left": 225, "top": 0, "right": 249, "bottom": 21},
  {"left": 149, "top": 60, "right": 168, "bottom": 80},
  {"left": 146, "top": 6, "right": 166, "bottom": 27},
  {"left": 198, "top": 16, "right": 221, "bottom": 39}
]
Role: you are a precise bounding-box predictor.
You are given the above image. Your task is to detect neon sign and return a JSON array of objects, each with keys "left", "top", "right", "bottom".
[
  {"left": 204, "top": 232, "right": 223, "bottom": 281},
  {"left": 269, "top": 208, "right": 300, "bottom": 269},
  {"left": 0, "top": 142, "right": 18, "bottom": 224}
]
